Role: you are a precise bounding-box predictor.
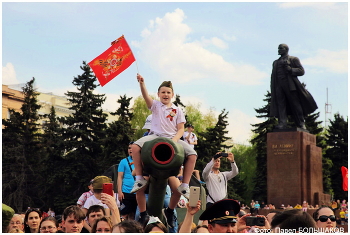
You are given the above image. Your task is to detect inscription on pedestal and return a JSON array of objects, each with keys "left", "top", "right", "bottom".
[{"left": 272, "top": 144, "right": 295, "bottom": 155}]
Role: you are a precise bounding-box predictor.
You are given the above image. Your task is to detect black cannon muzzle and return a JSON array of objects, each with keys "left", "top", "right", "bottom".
[
  {"left": 151, "top": 141, "right": 175, "bottom": 164},
  {"left": 142, "top": 137, "right": 184, "bottom": 179}
]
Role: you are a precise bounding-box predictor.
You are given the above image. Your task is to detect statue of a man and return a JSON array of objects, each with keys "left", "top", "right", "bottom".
[{"left": 269, "top": 44, "right": 318, "bottom": 129}]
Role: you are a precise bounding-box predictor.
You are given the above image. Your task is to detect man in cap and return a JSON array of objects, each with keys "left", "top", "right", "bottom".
[
  {"left": 199, "top": 199, "right": 240, "bottom": 233},
  {"left": 183, "top": 123, "right": 198, "bottom": 149},
  {"left": 202, "top": 152, "right": 238, "bottom": 208}
]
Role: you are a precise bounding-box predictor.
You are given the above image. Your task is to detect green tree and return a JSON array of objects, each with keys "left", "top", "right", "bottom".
[
  {"left": 173, "top": 94, "right": 217, "bottom": 134},
  {"left": 130, "top": 95, "right": 153, "bottom": 139},
  {"left": 2, "top": 78, "right": 45, "bottom": 212},
  {"left": 305, "top": 112, "right": 324, "bottom": 142},
  {"left": 103, "top": 95, "right": 135, "bottom": 167},
  {"left": 231, "top": 144, "right": 258, "bottom": 205},
  {"left": 60, "top": 61, "right": 108, "bottom": 206},
  {"left": 184, "top": 103, "right": 216, "bottom": 133},
  {"left": 40, "top": 106, "right": 68, "bottom": 212},
  {"left": 325, "top": 113, "right": 348, "bottom": 200},
  {"left": 250, "top": 91, "right": 276, "bottom": 203},
  {"left": 196, "top": 109, "right": 233, "bottom": 173},
  {"left": 3, "top": 109, "right": 29, "bottom": 212}
]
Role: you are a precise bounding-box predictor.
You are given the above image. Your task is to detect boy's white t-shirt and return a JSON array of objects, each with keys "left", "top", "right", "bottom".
[
  {"left": 149, "top": 100, "right": 186, "bottom": 138},
  {"left": 83, "top": 195, "right": 109, "bottom": 209},
  {"left": 83, "top": 193, "right": 118, "bottom": 210}
]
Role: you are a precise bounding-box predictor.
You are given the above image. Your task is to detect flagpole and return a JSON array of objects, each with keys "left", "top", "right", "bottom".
[{"left": 135, "top": 60, "right": 140, "bottom": 74}]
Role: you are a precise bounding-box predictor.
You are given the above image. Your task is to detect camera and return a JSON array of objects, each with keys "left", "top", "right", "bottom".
[
  {"left": 246, "top": 216, "right": 265, "bottom": 226},
  {"left": 213, "top": 152, "right": 228, "bottom": 159}
]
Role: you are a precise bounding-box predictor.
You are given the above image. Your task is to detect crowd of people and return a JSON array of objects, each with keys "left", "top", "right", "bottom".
[
  {"left": 5, "top": 196, "right": 348, "bottom": 233},
  {"left": 4, "top": 75, "right": 348, "bottom": 233}
]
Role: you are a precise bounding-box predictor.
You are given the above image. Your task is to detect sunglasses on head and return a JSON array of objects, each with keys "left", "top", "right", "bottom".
[
  {"left": 317, "top": 215, "right": 336, "bottom": 222},
  {"left": 27, "top": 208, "right": 41, "bottom": 213}
]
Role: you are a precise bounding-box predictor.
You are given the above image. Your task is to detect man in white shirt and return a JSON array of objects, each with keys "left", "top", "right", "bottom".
[
  {"left": 183, "top": 124, "right": 197, "bottom": 149},
  {"left": 202, "top": 152, "right": 238, "bottom": 208}
]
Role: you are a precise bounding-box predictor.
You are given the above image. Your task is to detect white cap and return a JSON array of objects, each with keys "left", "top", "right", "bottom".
[{"left": 142, "top": 114, "right": 152, "bottom": 129}]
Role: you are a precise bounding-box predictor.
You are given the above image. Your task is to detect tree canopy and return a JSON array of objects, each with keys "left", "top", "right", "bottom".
[
  {"left": 2, "top": 64, "right": 347, "bottom": 213},
  {"left": 325, "top": 113, "right": 348, "bottom": 200}
]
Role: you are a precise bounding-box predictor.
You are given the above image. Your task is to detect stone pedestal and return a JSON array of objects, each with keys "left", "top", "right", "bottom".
[{"left": 267, "top": 131, "right": 330, "bottom": 207}]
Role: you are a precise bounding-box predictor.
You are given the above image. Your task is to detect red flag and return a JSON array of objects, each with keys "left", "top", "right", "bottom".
[
  {"left": 341, "top": 166, "right": 348, "bottom": 191},
  {"left": 88, "top": 35, "right": 135, "bottom": 86}
]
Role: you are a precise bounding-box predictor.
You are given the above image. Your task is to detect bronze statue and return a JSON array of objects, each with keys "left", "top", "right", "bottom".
[{"left": 269, "top": 44, "right": 318, "bottom": 130}]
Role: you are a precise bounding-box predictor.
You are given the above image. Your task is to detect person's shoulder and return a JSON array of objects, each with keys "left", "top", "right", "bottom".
[
  {"left": 89, "top": 194, "right": 98, "bottom": 200},
  {"left": 120, "top": 157, "right": 128, "bottom": 164},
  {"left": 288, "top": 55, "right": 300, "bottom": 60},
  {"left": 118, "top": 159, "right": 126, "bottom": 167},
  {"left": 83, "top": 195, "right": 93, "bottom": 206},
  {"left": 153, "top": 99, "right": 161, "bottom": 106},
  {"left": 119, "top": 159, "right": 128, "bottom": 171},
  {"left": 82, "top": 190, "right": 92, "bottom": 196},
  {"left": 273, "top": 58, "right": 280, "bottom": 63}
]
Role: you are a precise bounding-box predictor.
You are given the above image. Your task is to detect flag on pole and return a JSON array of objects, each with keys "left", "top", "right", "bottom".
[
  {"left": 341, "top": 166, "right": 348, "bottom": 191},
  {"left": 88, "top": 35, "right": 135, "bottom": 86}
]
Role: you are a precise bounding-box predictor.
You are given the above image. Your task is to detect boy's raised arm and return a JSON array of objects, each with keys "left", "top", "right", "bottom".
[{"left": 137, "top": 73, "right": 153, "bottom": 109}]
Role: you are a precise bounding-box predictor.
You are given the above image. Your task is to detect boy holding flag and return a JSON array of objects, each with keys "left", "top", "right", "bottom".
[{"left": 130, "top": 74, "right": 197, "bottom": 225}]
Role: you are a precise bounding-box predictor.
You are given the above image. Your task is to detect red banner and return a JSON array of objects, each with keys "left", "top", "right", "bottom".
[
  {"left": 88, "top": 35, "right": 135, "bottom": 86},
  {"left": 341, "top": 166, "right": 348, "bottom": 191}
]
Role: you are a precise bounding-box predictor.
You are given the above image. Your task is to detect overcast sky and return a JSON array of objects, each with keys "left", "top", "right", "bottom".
[{"left": 2, "top": 2, "right": 348, "bottom": 145}]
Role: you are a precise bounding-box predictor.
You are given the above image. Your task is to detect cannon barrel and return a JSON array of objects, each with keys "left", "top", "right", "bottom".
[{"left": 141, "top": 137, "right": 184, "bottom": 220}]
